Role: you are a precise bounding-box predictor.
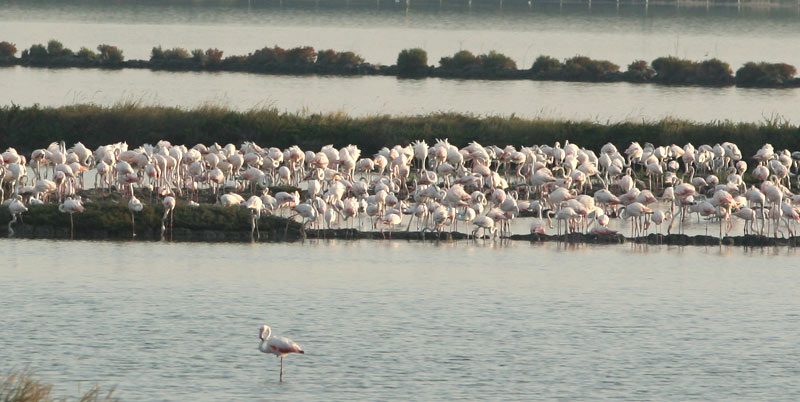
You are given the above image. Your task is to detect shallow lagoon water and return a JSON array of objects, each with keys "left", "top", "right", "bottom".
[
  {"left": 2, "top": 239, "right": 799, "bottom": 400},
  {"left": 3, "top": 2, "right": 800, "bottom": 400},
  {"left": 2, "top": 1, "right": 800, "bottom": 122},
  {"left": 2, "top": 66, "right": 798, "bottom": 122},
  {"left": 3, "top": 0, "right": 800, "bottom": 67}
]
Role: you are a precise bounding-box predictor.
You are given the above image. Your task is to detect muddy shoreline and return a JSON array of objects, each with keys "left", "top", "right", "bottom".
[{"left": 3, "top": 220, "right": 798, "bottom": 247}]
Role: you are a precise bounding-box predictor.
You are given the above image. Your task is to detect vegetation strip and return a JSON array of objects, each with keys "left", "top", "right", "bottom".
[
  {"left": 1, "top": 104, "right": 797, "bottom": 162},
  {"left": 0, "top": 40, "right": 798, "bottom": 88}
]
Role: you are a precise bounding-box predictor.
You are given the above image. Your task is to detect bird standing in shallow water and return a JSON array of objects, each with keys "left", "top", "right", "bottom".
[
  {"left": 258, "top": 325, "right": 304, "bottom": 382},
  {"left": 7, "top": 196, "right": 27, "bottom": 237},
  {"left": 161, "top": 195, "right": 176, "bottom": 241},
  {"left": 128, "top": 194, "right": 144, "bottom": 238}
]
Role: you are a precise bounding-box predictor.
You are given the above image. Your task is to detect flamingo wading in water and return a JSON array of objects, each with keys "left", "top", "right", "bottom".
[
  {"left": 7, "top": 196, "right": 27, "bottom": 237},
  {"left": 128, "top": 194, "right": 144, "bottom": 238},
  {"left": 161, "top": 195, "right": 176, "bottom": 241},
  {"left": 258, "top": 325, "right": 304, "bottom": 382}
]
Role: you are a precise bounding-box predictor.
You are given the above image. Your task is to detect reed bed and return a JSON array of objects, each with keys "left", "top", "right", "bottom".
[
  {"left": 0, "top": 370, "right": 117, "bottom": 402},
  {"left": 0, "top": 104, "right": 797, "bottom": 160}
]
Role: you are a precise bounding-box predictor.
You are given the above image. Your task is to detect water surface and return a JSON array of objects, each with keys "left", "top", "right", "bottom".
[
  {"left": 2, "top": 66, "right": 798, "bottom": 122},
  {"left": 2, "top": 0, "right": 799, "bottom": 67},
  {"left": 2, "top": 239, "right": 799, "bottom": 400}
]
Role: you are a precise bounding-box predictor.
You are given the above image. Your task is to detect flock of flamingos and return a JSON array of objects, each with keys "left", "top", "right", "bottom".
[{"left": 1, "top": 138, "right": 800, "bottom": 240}]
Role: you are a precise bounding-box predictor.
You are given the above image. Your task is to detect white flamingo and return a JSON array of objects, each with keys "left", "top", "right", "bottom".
[
  {"left": 7, "top": 196, "right": 27, "bottom": 237},
  {"left": 128, "top": 194, "right": 144, "bottom": 238},
  {"left": 258, "top": 325, "right": 304, "bottom": 382},
  {"left": 161, "top": 196, "right": 176, "bottom": 241},
  {"left": 59, "top": 197, "right": 85, "bottom": 240}
]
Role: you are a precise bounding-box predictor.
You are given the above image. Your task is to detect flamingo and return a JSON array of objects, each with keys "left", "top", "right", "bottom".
[
  {"left": 381, "top": 211, "right": 402, "bottom": 239},
  {"left": 471, "top": 215, "right": 496, "bottom": 239},
  {"left": 161, "top": 196, "right": 176, "bottom": 241},
  {"left": 258, "top": 325, "right": 304, "bottom": 382},
  {"left": 7, "top": 196, "right": 27, "bottom": 237},
  {"left": 128, "top": 194, "right": 144, "bottom": 238},
  {"left": 245, "top": 195, "right": 264, "bottom": 240},
  {"left": 59, "top": 197, "right": 85, "bottom": 240}
]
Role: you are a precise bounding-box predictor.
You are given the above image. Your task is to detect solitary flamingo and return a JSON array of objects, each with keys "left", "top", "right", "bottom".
[{"left": 258, "top": 325, "right": 304, "bottom": 382}]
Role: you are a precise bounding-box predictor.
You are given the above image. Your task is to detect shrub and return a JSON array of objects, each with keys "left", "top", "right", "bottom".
[
  {"left": 164, "top": 47, "right": 190, "bottom": 60},
  {"left": 151, "top": 46, "right": 165, "bottom": 60},
  {"left": 625, "top": 59, "right": 655, "bottom": 81},
  {"left": 249, "top": 46, "right": 287, "bottom": 65},
  {"left": 316, "top": 49, "right": 364, "bottom": 67},
  {"left": 285, "top": 46, "right": 316, "bottom": 65},
  {"left": 397, "top": 48, "right": 428, "bottom": 76},
  {"left": 651, "top": 56, "right": 733, "bottom": 85},
  {"left": 77, "top": 47, "right": 98, "bottom": 61},
  {"left": 439, "top": 50, "right": 479, "bottom": 70},
  {"left": 0, "top": 41, "right": 17, "bottom": 58},
  {"left": 316, "top": 49, "right": 338, "bottom": 66},
  {"left": 333, "top": 51, "right": 364, "bottom": 67},
  {"left": 772, "top": 63, "right": 797, "bottom": 80},
  {"left": 651, "top": 56, "right": 698, "bottom": 84},
  {"left": 696, "top": 58, "right": 732, "bottom": 85},
  {"left": 478, "top": 51, "right": 517, "bottom": 71},
  {"left": 561, "top": 55, "right": 619, "bottom": 81},
  {"left": 627, "top": 60, "right": 649, "bottom": 74},
  {"left": 46, "top": 39, "right": 72, "bottom": 57},
  {"left": 151, "top": 46, "right": 190, "bottom": 61},
  {"left": 191, "top": 48, "right": 207, "bottom": 64},
  {"left": 24, "top": 44, "right": 49, "bottom": 60},
  {"left": 736, "top": 61, "right": 797, "bottom": 87},
  {"left": 97, "top": 44, "right": 124, "bottom": 63},
  {"left": 205, "top": 48, "right": 224, "bottom": 64},
  {"left": 531, "top": 55, "right": 562, "bottom": 75},
  {"left": 439, "top": 50, "right": 516, "bottom": 72},
  {"left": 221, "top": 54, "right": 247, "bottom": 68}
]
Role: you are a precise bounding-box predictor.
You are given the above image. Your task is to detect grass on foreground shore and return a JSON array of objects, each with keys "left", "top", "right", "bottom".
[
  {"left": 1, "top": 370, "right": 117, "bottom": 402},
  {"left": 0, "top": 103, "right": 797, "bottom": 160}
]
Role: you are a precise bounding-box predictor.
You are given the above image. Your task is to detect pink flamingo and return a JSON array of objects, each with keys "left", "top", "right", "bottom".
[
  {"left": 258, "top": 325, "right": 304, "bottom": 382},
  {"left": 59, "top": 197, "right": 85, "bottom": 240},
  {"left": 161, "top": 196, "right": 176, "bottom": 241}
]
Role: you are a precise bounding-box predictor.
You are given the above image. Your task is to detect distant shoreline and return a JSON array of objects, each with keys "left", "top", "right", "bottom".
[{"left": 1, "top": 40, "right": 798, "bottom": 89}]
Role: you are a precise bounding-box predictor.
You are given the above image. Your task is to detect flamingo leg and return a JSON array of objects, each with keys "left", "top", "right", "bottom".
[
  {"left": 280, "top": 356, "right": 283, "bottom": 382},
  {"left": 70, "top": 213, "right": 74, "bottom": 240}
]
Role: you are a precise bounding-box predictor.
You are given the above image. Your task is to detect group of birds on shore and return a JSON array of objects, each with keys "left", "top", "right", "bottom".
[{"left": 2, "top": 138, "right": 800, "bottom": 240}]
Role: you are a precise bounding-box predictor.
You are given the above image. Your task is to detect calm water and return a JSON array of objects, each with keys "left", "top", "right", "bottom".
[
  {"left": 1, "top": 239, "right": 799, "bottom": 400},
  {"left": 2, "top": 66, "right": 799, "bottom": 122},
  {"left": 3, "top": 0, "right": 800, "bottom": 67},
  {"left": 2, "top": 2, "right": 800, "bottom": 121}
]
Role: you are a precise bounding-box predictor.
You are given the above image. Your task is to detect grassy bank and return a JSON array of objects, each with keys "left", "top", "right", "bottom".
[
  {"left": 0, "top": 191, "right": 302, "bottom": 241},
  {"left": 0, "top": 370, "right": 117, "bottom": 402},
  {"left": 0, "top": 104, "right": 798, "bottom": 160},
  {"left": 1, "top": 40, "right": 798, "bottom": 88}
]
